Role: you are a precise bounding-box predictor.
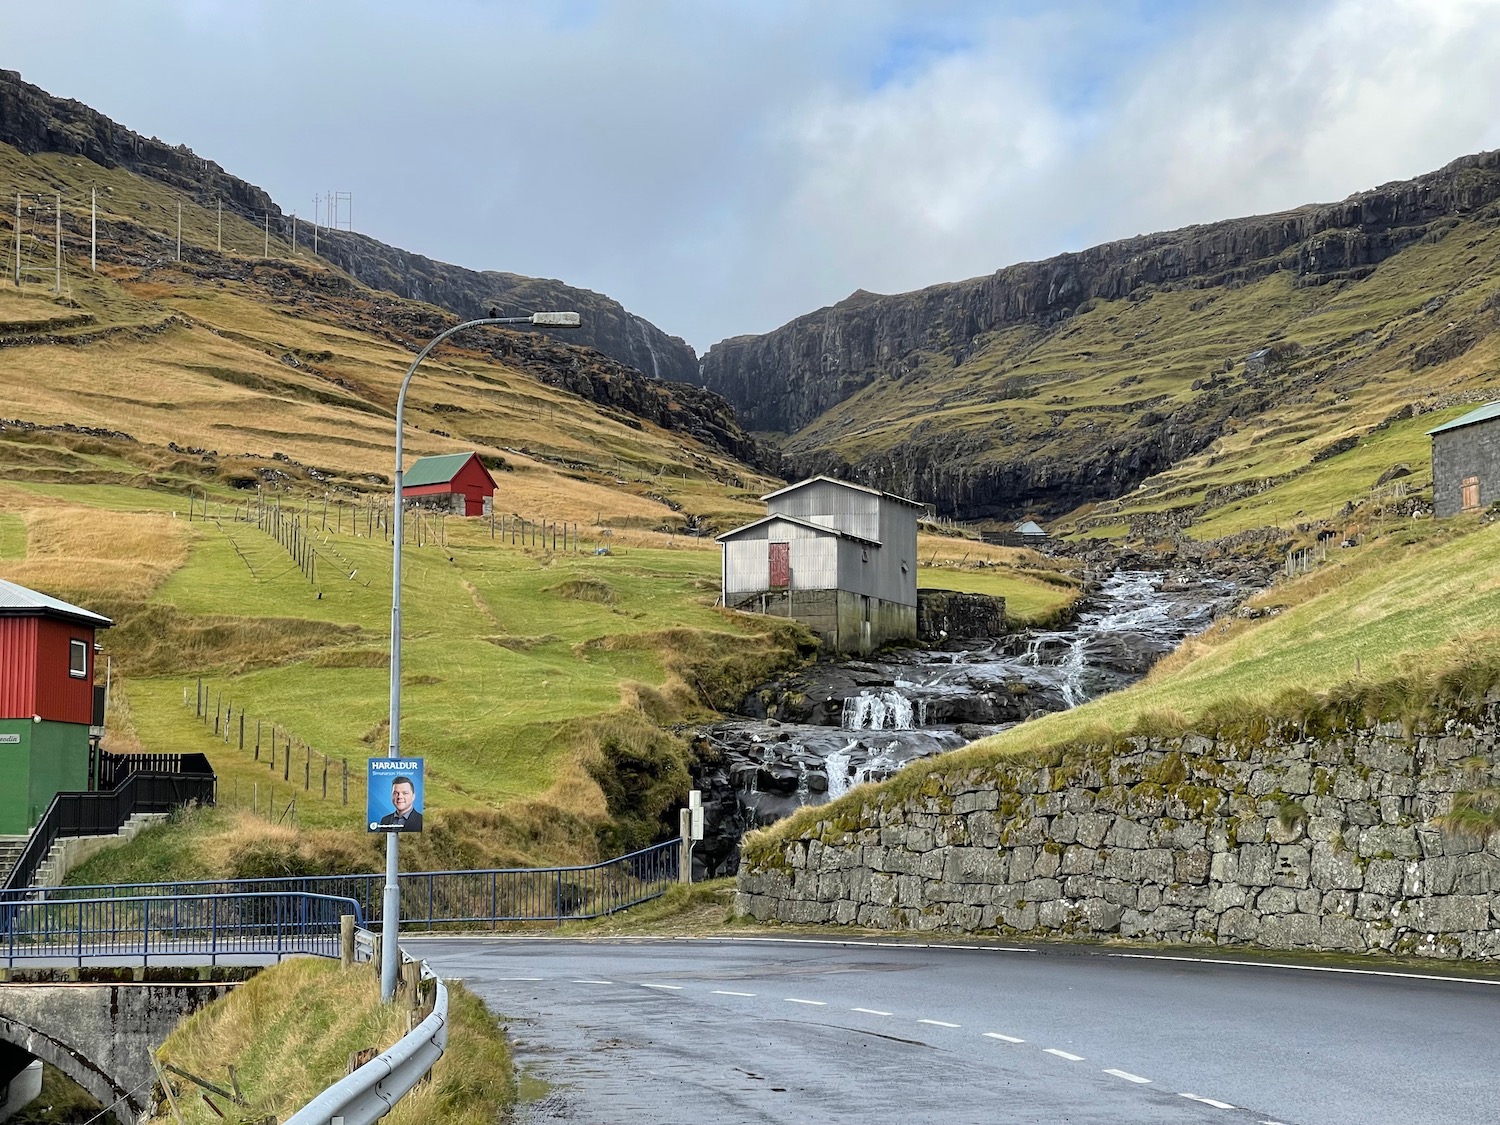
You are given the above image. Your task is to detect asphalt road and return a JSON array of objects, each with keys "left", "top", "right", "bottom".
[{"left": 409, "top": 936, "right": 1500, "bottom": 1125}]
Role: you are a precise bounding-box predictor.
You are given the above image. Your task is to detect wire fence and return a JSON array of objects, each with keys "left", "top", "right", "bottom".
[{"left": 184, "top": 679, "right": 354, "bottom": 818}]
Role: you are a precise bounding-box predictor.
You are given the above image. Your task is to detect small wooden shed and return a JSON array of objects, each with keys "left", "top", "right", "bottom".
[
  {"left": 0, "top": 579, "right": 112, "bottom": 833},
  {"left": 402, "top": 452, "right": 498, "bottom": 517}
]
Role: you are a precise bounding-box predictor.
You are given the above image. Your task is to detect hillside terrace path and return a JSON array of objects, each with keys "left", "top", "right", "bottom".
[{"left": 411, "top": 936, "right": 1500, "bottom": 1125}]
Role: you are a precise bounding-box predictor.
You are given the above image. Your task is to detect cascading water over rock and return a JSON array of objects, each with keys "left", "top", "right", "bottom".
[
  {"left": 841, "top": 690, "right": 927, "bottom": 731},
  {"left": 691, "top": 570, "right": 1243, "bottom": 877}
]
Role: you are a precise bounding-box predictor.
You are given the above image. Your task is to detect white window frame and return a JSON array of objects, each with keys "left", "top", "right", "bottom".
[{"left": 69, "top": 638, "right": 88, "bottom": 679}]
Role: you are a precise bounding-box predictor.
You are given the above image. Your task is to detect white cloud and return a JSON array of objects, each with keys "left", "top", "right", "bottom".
[{"left": 6, "top": 1, "right": 1500, "bottom": 351}]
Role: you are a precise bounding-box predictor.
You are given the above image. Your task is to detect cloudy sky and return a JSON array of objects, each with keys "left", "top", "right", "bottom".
[{"left": 9, "top": 0, "right": 1500, "bottom": 351}]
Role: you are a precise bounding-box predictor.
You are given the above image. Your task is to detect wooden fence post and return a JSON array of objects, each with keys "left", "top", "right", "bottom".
[
  {"left": 255, "top": 720, "right": 261, "bottom": 761},
  {"left": 342, "top": 758, "right": 349, "bottom": 805}
]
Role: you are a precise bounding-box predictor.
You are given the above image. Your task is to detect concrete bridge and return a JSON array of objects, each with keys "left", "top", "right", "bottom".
[{"left": 0, "top": 977, "right": 236, "bottom": 1124}]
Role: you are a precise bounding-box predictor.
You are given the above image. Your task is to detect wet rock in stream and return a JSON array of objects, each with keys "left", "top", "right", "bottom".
[{"left": 689, "top": 570, "right": 1242, "bottom": 877}]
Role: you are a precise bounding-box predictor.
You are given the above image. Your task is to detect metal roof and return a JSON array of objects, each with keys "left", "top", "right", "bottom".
[
  {"left": 1427, "top": 401, "right": 1500, "bottom": 437},
  {"left": 760, "top": 475, "right": 926, "bottom": 510},
  {"left": 1014, "top": 520, "right": 1048, "bottom": 536},
  {"left": 0, "top": 578, "right": 112, "bottom": 628},
  {"left": 716, "top": 513, "right": 882, "bottom": 548},
  {"left": 403, "top": 452, "right": 491, "bottom": 488}
]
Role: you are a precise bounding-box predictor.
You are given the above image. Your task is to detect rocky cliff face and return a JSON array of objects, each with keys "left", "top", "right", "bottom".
[
  {"left": 700, "top": 151, "right": 1500, "bottom": 518},
  {"left": 0, "top": 69, "right": 698, "bottom": 384}
]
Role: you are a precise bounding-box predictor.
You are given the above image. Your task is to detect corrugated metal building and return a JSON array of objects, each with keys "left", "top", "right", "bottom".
[
  {"left": 717, "top": 477, "right": 922, "bottom": 653},
  {"left": 0, "top": 580, "right": 112, "bottom": 833}
]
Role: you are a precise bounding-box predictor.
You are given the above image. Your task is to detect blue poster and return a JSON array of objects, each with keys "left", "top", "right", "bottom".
[{"left": 367, "top": 758, "right": 424, "bottom": 832}]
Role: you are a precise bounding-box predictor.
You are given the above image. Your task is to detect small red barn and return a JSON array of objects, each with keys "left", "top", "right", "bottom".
[
  {"left": 401, "top": 452, "right": 498, "bottom": 517},
  {"left": 0, "top": 579, "right": 113, "bottom": 833}
]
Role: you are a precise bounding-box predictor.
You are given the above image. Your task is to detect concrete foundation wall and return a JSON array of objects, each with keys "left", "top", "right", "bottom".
[
  {"left": 727, "top": 590, "right": 916, "bottom": 654},
  {"left": 738, "top": 708, "right": 1500, "bottom": 959}
]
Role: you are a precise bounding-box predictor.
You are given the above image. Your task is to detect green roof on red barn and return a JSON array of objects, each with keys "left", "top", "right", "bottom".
[
  {"left": 403, "top": 451, "right": 492, "bottom": 488},
  {"left": 0, "top": 578, "right": 112, "bottom": 628}
]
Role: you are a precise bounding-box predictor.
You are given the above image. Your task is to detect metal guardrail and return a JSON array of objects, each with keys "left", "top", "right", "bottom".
[
  {"left": 0, "top": 891, "right": 361, "bottom": 966},
  {"left": 3, "top": 839, "right": 680, "bottom": 925},
  {"left": 285, "top": 956, "right": 448, "bottom": 1125},
  {"left": 3, "top": 770, "right": 217, "bottom": 893}
]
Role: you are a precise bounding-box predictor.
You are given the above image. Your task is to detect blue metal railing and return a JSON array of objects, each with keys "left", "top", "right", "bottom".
[
  {"left": 1, "top": 891, "right": 362, "bottom": 967},
  {"left": 0, "top": 839, "right": 680, "bottom": 928}
]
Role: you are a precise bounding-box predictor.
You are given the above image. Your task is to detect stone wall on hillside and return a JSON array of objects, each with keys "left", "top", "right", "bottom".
[{"left": 736, "top": 713, "right": 1500, "bottom": 958}]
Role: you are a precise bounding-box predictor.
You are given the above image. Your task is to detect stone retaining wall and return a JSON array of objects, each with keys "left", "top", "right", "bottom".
[{"left": 736, "top": 712, "right": 1500, "bottom": 958}]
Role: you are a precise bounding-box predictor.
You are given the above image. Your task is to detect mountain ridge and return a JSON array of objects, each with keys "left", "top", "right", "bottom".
[
  {"left": 699, "top": 150, "right": 1500, "bottom": 525},
  {"left": 0, "top": 68, "right": 698, "bottom": 383}
]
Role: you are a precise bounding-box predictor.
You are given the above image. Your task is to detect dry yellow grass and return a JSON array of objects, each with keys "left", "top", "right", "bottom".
[
  {"left": 0, "top": 505, "right": 190, "bottom": 598},
  {"left": 154, "top": 957, "right": 513, "bottom": 1125}
]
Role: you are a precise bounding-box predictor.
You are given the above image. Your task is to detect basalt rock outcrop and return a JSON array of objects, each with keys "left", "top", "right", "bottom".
[
  {"left": 0, "top": 69, "right": 697, "bottom": 383},
  {"left": 700, "top": 150, "right": 1500, "bottom": 519}
]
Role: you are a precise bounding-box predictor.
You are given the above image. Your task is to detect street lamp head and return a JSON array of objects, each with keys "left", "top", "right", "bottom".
[{"left": 530, "top": 311, "right": 581, "bottom": 327}]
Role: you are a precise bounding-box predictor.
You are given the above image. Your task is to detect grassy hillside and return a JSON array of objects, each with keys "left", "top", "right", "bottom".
[{"left": 0, "top": 138, "right": 1076, "bottom": 877}]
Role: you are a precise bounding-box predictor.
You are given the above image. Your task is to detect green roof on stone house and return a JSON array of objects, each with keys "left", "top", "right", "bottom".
[{"left": 1427, "top": 401, "right": 1500, "bottom": 436}]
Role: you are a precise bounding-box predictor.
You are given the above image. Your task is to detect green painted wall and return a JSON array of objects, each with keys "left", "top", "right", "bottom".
[
  {"left": 0, "top": 720, "right": 31, "bottom": 835},
  {"left": 0, "top": 719, "right": 89, "bottom": 834}
]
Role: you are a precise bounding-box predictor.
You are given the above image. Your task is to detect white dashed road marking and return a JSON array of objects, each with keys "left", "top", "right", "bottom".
[
  {"left": 1181, "top": 1094, "right": 1236, "bottom": 1110},
  {"left": 498, "top": 977, "right": 545, "bottom": 981},
  {"left": 555, "top": 969, "right": 1250, "bottom": 1118}
]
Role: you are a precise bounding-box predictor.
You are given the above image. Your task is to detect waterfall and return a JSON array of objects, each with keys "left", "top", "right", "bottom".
[
  {"left": 1058, "top": 637, "right": 1089, "bottom": 708},
  {"left": 824, "top": 741, "right": 857, "bottom": 799},
  {"left": 841, "top": 689, "right": 922, "bottom": 731}
]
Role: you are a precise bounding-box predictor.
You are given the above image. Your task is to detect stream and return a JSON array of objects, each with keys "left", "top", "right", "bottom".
[{"left": 689, "top": 570, "right": 1241, "bottom": 876}]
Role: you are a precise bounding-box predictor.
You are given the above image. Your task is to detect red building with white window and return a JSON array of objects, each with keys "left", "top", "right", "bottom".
[{"left": 0, "top": 579, "right": 112, "bottom": 833}]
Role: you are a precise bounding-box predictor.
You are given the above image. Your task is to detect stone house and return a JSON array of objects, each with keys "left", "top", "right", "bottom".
[{"left": 1429, "top": 401, "right": 1500, "bottom": 517}]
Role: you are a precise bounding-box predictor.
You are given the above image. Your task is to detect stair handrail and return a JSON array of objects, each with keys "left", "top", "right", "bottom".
[{"left": 1, "top": 769, "right": 216, "bottom": 894}]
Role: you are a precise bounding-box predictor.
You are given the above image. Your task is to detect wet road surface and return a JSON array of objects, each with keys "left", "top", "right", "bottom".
[{"left": 408, "top": 936, "right": 1500, "bottom": 1125}]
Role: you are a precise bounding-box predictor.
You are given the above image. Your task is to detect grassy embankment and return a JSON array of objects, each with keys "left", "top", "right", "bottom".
[
  {"left": 151, "top": 958, "right": 511, "bottom": 1125},
  {"left": 750, "top": 511, "right": 1500, "bottom": 854}
]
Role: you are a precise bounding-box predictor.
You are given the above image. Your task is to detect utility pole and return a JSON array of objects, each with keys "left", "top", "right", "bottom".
[
  {"left": 216, "top": 200, "right": 222, "bottom": 252},
  {"left": 90, "top": 187, "right": 96, "bottom": 272},
  {"left": 312, "top": 195, "right": 318, "bottom": 256},
  {"left": 264, "top": 213, "right": 269, "bottom": 257},
  {"left": 53, "top": 193, "right": 61, "bottom": 294},
  {"left": 12, "top": 194, "right": 19, "bottom": 287},
  {"left": 176, "top": 201, "right": 182, "bottom": 261},
  {"left": 291, "top": 213, "right": 297, "bottom": 255}
]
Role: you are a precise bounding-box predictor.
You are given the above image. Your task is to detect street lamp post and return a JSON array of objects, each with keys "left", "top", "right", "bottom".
[{"left": 381, "top": 310, "right": 581, "bottom": 1002}]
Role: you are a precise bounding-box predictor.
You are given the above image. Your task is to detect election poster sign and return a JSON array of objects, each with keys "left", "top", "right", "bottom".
[{"left": 367, "top": 758, "right": 424, "bottom": 832}]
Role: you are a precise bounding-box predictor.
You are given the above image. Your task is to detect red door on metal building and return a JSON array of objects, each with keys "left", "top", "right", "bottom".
[{"left": 768, "top": 542, "right": 790, "bottom": 587}]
